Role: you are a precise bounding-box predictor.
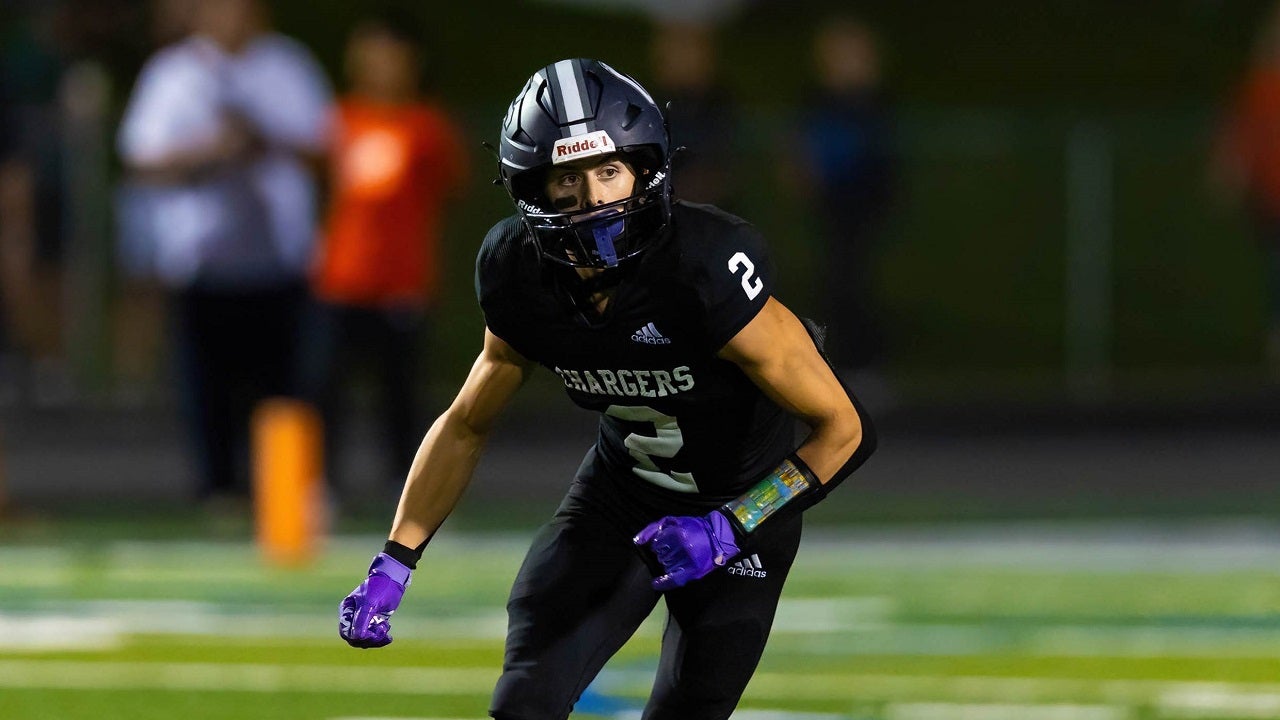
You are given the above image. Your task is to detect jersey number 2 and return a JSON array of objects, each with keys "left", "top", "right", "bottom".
[
  {"left": 728, "top": 252, "right": 763, "bottom": 300},
  {"left": 605, "top": 405, "right": 699, "bottom": 493}
]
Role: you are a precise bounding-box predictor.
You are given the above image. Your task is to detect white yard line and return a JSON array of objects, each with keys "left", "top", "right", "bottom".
[
  {"left": 7, "top": 599, "right": 1280, "bottom": 658},
  {"left": 7, "top": 657, "right": 1280, "bottom": 720},
  {"left": 885, "top": 702, "right": 1129, "bottom": 720},
  {"left": 0, "top": 602, "right": 513, "bottom": 647},
  {"left": 338, "top": 710, "right": 852, "bottom": 720},
  {"left": 0, "top": 616, "right": 124, "bottom": 651},
  {"left": 1158, "top": 686, "right": 1280, "bottom": 719},
  {"left": 0, "top": 660, "right": 497, "bottom": 694},
  {"left": 744, "top": 673, "right": 1280, "bottom": 705},
  {"left": 612, "top": 712, "right": 849, "bottom": 720},
  {"left": 5, "top": 659, "right": 1280, "bottom": 710},
  {"left": 5, "top": 522, "right": 1280, "bottom": 589}
]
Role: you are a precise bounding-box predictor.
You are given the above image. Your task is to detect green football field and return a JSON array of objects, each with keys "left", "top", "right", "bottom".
[{"left": 2, "top": 520, "right": 1279, "bottom": 720}]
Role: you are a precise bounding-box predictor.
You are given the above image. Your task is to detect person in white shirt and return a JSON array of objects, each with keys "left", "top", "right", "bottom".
[{"left": 117, "top": 0, "right": 333, "bottom": 506}]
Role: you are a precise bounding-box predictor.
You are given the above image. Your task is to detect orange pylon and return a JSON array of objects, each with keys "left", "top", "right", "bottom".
[{"left": 252, "top": 397, "right": 324, "bottom": 566}]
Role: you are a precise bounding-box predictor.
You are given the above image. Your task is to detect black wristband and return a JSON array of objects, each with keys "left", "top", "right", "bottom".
[
  {"left": 382, "top": 539, "right": 427, "bottom": 569},
  {"left": 789, "top": 452, "right": 827, "bottom": 503}
]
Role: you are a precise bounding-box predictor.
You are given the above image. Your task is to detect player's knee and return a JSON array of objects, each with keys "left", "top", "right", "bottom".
[
  {"left": 647, "top": 619, "right": 767, "bottom": 718},
  {"left": 646, "top": 667, "right": 752, "bottom": 719}
]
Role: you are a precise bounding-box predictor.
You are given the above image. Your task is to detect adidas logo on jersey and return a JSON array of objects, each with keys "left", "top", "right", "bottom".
[
  {"left": 631, "top": 322, "right": 671, "bottom": 345},
  {"left": 727, "top": 554, "right": 767, "bottom": 578}
]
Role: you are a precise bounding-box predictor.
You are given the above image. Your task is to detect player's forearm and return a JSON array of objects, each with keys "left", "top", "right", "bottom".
[
  {"left": 388, "top": 408, "right": 488, "bottom": 548},
  {"left": 796, "top": 371, "right": 878, "bottom": 489},
  {"left": 794, "top": 409, "right": 865, "bottom": 484},
  {"left": 722, "top": 384, "right": 876, "bottom": 535}
]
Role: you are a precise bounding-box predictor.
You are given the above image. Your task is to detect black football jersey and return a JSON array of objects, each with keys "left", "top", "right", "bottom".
[{"left": 476, "top": 201, "right": 796, "bottom": 501}]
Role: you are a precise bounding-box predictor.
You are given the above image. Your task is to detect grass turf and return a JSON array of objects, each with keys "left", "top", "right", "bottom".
[{"left": 2, "top": 522, "right": 1279, "bottom": 719}]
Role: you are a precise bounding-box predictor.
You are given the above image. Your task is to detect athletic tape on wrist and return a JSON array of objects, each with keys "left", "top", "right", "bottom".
[
  {"left": 721, "top": 454, "right": 821, "bottom": 534},
  {"left": 382, "top": 539, "right": 427, "bottom": 570}
]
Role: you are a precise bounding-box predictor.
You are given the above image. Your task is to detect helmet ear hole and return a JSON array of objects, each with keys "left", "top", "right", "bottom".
[
  {"left": 535, "top": 84, "right": 557, "bottom": 121},
  {"left": 510, "top": 170, "right": 547, "bottom": 209},
  {"left": 621, "top": 103, "right": 644, "bottom": 131},
  {"left": 621, "top": 147, "right": 661, "bottom": 176}
]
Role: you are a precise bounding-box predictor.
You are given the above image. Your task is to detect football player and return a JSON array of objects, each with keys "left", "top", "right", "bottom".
[{"left": 339, "top": 58, "right": 877, "bottom": 720}]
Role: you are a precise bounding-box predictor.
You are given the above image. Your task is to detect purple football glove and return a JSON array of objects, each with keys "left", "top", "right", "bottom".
[
  {"left": 339, "top": 552, "right": 412, "bottom": 648},
  {"left": 633, "top": 510, "right": 741, "bottom": 591}
]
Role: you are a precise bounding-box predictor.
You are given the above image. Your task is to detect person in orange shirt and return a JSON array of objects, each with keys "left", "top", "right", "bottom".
[
  {"left": 303, "top": 8, "right": 468, "bottom": 507},
  {"left": 1213, "top": 1, "right": 1280, "bottom": 374}
]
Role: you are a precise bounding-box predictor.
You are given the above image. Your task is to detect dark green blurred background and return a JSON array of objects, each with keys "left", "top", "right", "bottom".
[
  {"left": 4, "top": 0, "right": 1276, "bottom": 402},
  {"left": 0, "top": 0, "right": 1277, "bottom": 524},
  {"left": 266, "top": 0, "right": 1275, "bottom": 398}
]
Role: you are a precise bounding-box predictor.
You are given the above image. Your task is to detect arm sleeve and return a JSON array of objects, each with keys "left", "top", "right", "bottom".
[
  {"left": 722, "top": 386, "right": 877, "bottom": 537},
  {"left": 797, "top": 315, "right": 878, "bottom": 496},
  {"left": 474, "top": 218, "right": 524, "bottom": 349}
]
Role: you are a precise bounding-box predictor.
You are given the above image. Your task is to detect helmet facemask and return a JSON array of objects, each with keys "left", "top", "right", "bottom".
[{"left": 514, "top": 154, "right": 670, "bottom": 270}]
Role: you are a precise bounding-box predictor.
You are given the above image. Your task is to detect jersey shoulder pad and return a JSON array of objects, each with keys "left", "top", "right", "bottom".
[
  {"left": 669, "top": 202, "right": 773, "bottom": 349},
  {"left": 475, "top": 215, "right": 538, "bottom": 343},
  {"left": 475, "top": 215, "right": 528, "bottom": 304}
]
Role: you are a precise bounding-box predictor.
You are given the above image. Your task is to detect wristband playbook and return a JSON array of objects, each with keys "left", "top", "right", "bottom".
[{"left": 721, "top": 453, "right": 824, "bottom": 534}]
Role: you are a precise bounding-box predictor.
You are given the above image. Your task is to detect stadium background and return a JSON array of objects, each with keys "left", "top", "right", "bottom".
[
  {"left": 1, "top": 0, "right": 1277, "bottom": 516},
  {"left": 2, "top": 1, "right": 1280, "bottom": 719}
]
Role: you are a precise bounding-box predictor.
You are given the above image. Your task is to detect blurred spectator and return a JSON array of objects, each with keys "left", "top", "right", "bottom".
[
  {"left": 0, "top": 106, "right": 9, "bottom": 501},
  {"left": 148, "top": 0, "right": 201, "bottom": 48},
  {"left": 1211, "top": 1, "right": 1280, "bottom": 377},
  {"left": 111, "top": 0, "right": 198, "bottom": 404},
  {"left": 300, "top": 8, "right": 468, "bottom": 506},
  {"left": 116, "top": 0, "right": 333, "bottom": 506},
  {"left": 0, "top": 4, "right": 74, "bottom": 405},
  {"left": 648, "top": 20, "right": 739, "bottom": 209},
  {"left": 795, "top": 15, "right": 896, "bottom": 378}
]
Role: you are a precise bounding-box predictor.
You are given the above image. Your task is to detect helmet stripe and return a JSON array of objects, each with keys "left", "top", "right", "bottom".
[{"left": 551, "top": 59, "right": 591, "bottom": 137}]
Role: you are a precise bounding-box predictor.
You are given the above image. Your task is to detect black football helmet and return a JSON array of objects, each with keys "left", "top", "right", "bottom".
[{"left": 498, "top": 58, "right": 672, "bottom": 269}]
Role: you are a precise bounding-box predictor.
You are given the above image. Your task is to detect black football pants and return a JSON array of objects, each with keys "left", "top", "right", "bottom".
[{"left": 489, "top": 483, "right": 802, "bottom": 720}]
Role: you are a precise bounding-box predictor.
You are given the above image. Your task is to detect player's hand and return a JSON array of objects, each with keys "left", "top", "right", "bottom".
[
  {"left": 633, "top": 510, "right": 741, "bottom": 591},
  {"left": 339, "top": 552, "right": 412, "bottom": 648}
]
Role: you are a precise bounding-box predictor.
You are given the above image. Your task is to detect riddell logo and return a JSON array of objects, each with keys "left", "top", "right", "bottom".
[
  {"left": 517, "top": 198, "right": 547, "bottom": 214},
  {"left": 553, "top": 130, "right": 615, "bottom": 164}
]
